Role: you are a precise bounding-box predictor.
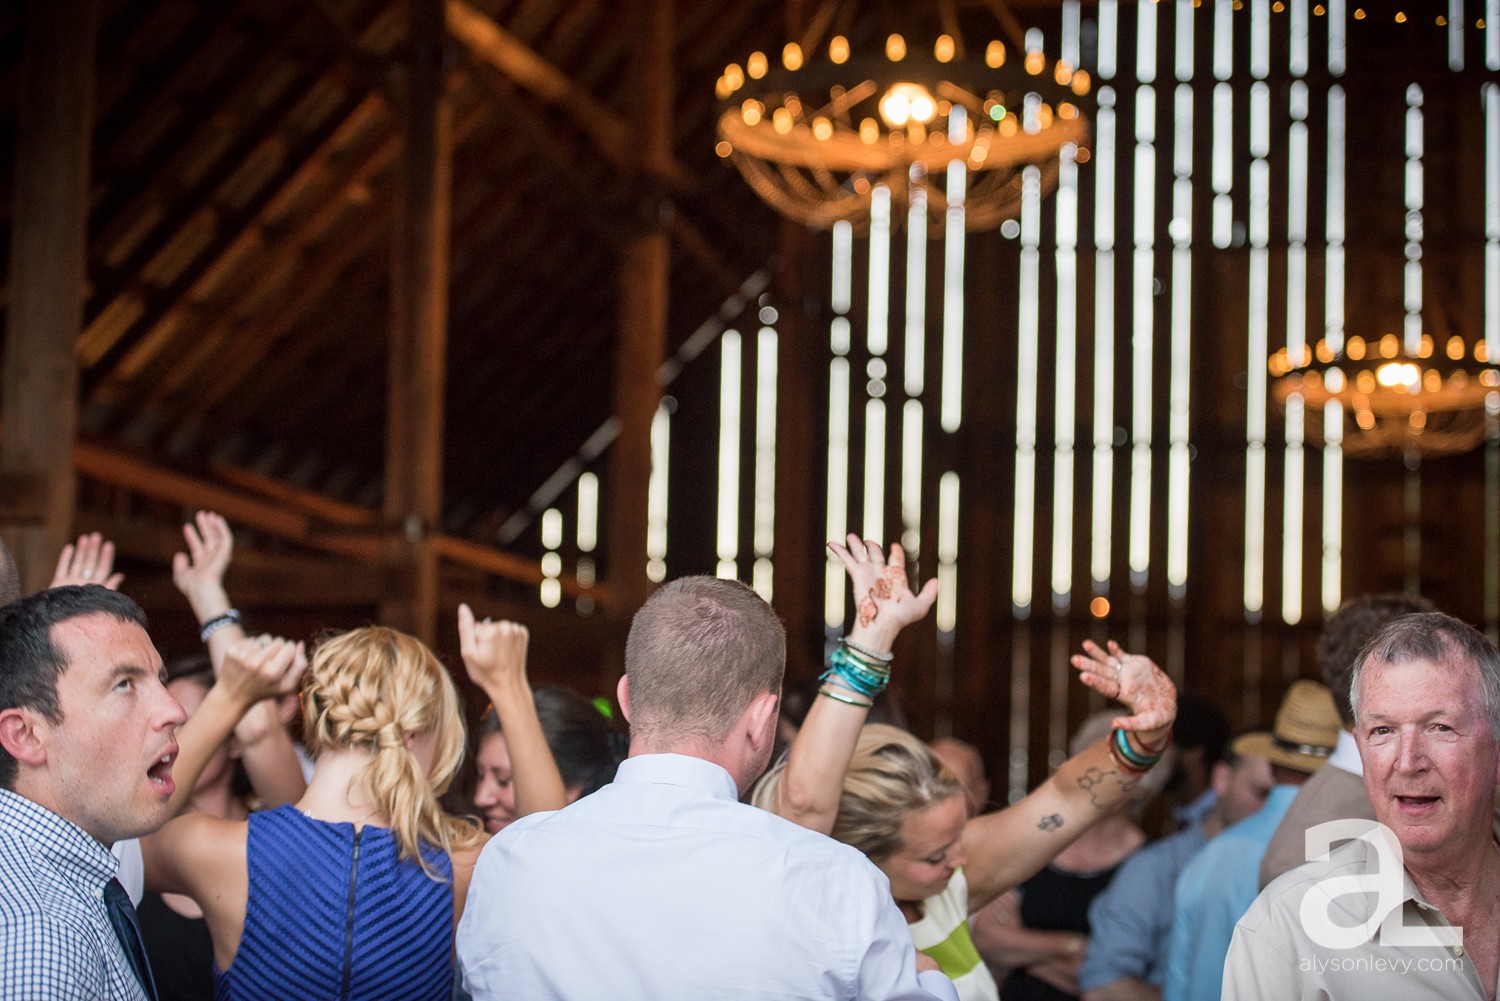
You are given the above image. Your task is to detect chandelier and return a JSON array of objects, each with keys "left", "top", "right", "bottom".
[
  {"left": 1270, "top": 333, "right": 1500, "bottom": 459},
  {"left": 713, "top": 3, "right": 1091, "bottom": 234}
]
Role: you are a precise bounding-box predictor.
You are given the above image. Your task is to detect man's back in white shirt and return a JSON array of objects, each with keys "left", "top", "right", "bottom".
[{"left": 457, "top": 754, "right": 954, "bottom": 1001}]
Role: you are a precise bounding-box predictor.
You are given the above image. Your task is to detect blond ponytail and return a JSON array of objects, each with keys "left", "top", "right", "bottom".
[{"left": 302, "top": 627, "right": 483, "bottom": 878}]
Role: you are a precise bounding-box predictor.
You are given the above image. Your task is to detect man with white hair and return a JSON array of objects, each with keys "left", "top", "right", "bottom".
[{"left": 1224, "top": 612, "right": 1500, "bottom": 1000}]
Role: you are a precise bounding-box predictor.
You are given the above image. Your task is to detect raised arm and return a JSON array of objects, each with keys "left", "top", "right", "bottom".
[
  {"left": 164, "top": 636, "right": 307, "bottom": 818},
  {"left": 48, "top": 531, "right": 125, "bottom": 590},
  {"left": 960, "top": 640, "right": 1175, "bottom": 912},
  {"left": 457, "top": 604, "right": 567, "bottom": 819},
  {"left": 767, "top": 536, "right": 938, "bottom": 834},
  {"left": 173, "top": 510, "right": 306, "bottom": 808}
]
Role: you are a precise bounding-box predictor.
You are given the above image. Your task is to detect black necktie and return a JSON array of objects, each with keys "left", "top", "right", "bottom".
[{"left": 103, "top": 877, "right": 159, "bottom": 1001}]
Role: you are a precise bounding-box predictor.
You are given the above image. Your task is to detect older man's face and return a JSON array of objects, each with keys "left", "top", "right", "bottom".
[{"left": 1356, "top": 655, "right": 1500, "bottom": 861}]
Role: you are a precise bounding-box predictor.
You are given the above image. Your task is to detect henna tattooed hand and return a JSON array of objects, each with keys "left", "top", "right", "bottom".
[
  {"left": 827, "top": 535, "right": 939, "bottom": 650},
  {"left": 1070, "top": 639, "right": 1177, "bottom": 735}
]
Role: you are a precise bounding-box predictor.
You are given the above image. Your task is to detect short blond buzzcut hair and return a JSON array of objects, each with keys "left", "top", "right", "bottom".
[{"left": 623, "top": 576, "right": 785, "bottom": 748}]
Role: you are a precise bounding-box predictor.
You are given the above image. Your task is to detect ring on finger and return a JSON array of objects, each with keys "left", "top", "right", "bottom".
[{"left": 81, "top": 569, "right": 93, "bottom": 579}]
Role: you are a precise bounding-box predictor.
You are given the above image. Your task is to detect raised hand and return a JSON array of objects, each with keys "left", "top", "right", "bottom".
[
  {"left": 218, "top": 635, "right": 307, "bottom": 706},
  {"left": 1070, "top": 639, "right": 1176, "bottom": 734},
  {"left": 50, "top": 532, "right": 124, "bottom": 590},
  {"left": 827, "top": 535, "right": 938, "bottom": 649},
  {"left": 457, "top": 603, "right": 530, "bottom": 694},
  {"left": 172, "top": 511, "right": 234, "bottom": 616}
]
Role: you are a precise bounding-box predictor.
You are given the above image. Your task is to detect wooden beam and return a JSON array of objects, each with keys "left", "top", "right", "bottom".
[
  {"left": 1, "top": 0, "right": 100, "bottom": 591},
  {"left": 381, "top": 0, "right": 452, "bottom": 644},
  {"left": 72, "top": 439, "right": 588, "bottom": 597},
  {"left": 446, "top": 0, "right": 697, "bottom": 193},
  {"left": 605, "top": 0, "right": 673, "bottom": 613}
]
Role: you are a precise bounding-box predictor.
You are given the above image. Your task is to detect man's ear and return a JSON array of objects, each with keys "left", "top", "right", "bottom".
[
  {"left": 0, "top": 708, "right": 48, "bottom": 769},
  {"left": 746, "top": 691, "right": 780, "bottom": 752},
  {"left": 615, "top": 675, "right": 632, "bottom": 724}
]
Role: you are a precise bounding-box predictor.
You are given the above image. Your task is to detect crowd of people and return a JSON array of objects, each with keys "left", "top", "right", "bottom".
[{"left": 0, "top": 514, "right": 1497, "bottom": 1001}]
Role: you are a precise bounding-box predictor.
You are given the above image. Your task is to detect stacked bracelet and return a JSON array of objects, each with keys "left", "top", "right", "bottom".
[
  {"left": 818, "top": 685, "right": 874, "bottom": 709},
  {"left": 841, "top": 636, "right": 894, "bottom": 664},
  {"left": 822, "top": 645, "right": 892, "bottom": 699},
  {"left": 199, "top": 609, "right": 242, "bottom": 643},
  {"left": 1108, "top": 727, "right": 1167, "bottom": 774}
]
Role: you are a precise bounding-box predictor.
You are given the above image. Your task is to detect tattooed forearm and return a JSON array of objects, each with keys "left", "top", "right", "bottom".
[
  {"left": 1076, "top": 766, "right": 1130, "bottom": 809},
  {"left": 1038, "top": 813, "right": 1063, "bottom": 832}
]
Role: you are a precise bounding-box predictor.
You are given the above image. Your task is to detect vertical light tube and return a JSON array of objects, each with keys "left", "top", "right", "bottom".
[
  {"left": 1099, "top": 0, "right": 1118, "bottom": 80},
  {"left": 1092, "top": 87, "right": 1118, "bottom": 591},
  {"left": 646, "top": 405, "right": 670, "bottom": 582},
  {"left": 1404, "top": 86, "right": 1424, "bottom": 355},
  {"left": 576, "top": 472, "right": 598, "bottom": 553},
  {"left": 902, "top": 400, "right": 924, "bottom": 555},
  {"left": 937, "top": 472, "right": 960, "bottom": 635},
  {"left": 826, "top": 222, "right": 854, "bottom": 628},
  {"left": 753, "top": 325, "right": 778, "bottom": 600},
  {"left": 1212, "top": 0, "right": 1234, "bottom": 248},
  {"left": 825, "top": 358, "right": 851, "bottom": 627},
  {"left": 1168, "top": 71, "right": 1194, "bottom": 596},
  {"left": 906, "top": 176, "right": 928, "bottom": 398},
  {"left": 540, "top": 508, "right": 563, "bottom": 608},
  {"left": 1013, "top": 165, "right": 1042, "bottom": 616},
  {"left": 868, "top": 185, "right": 891, "bottom": 357},
  {"left": 863, "top": 399, "right": 886, "bottom": 539},
  {"left": 1129, "top": 3, "right": 1157, "bottom": 589},
  {"left": 904, "top": 169, "right": 927, "bottom": 557},
  {"left": 1323, "top": 85, "right": 1347, "bottom": 614},
  {"left": 1283, "top": 80, "right": 1310, "bottom": 625},
  {"left": 1052, "top": 146, "right": 1079, "bottom": 609},
  {"left": 942, "top": 108, "right": 968, "bottom": 432},
  {"left": 716, "top": 330, "right": 742, "bottom": 580},
  {"left": 1244, "top": 77, "right": 1271, "bottom": 620}
]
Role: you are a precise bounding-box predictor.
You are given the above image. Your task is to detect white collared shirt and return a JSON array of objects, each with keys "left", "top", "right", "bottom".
[{"left": 457, "top": 753, "right": 957, "bottom": 1001}]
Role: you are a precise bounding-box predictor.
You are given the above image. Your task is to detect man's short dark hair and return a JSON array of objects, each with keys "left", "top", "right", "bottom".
[
  {"left": 1350, "top": 611, "right": 1500, "bottom": 740},
  {"left": 1319, "top": 594, "right": 1435, "bottom": 725},
  {"left": 623, "top": 577, "right": 785, "bottom": 748},
  {"left": 0, "top": 585, "right": 149, "bottom": 788}
]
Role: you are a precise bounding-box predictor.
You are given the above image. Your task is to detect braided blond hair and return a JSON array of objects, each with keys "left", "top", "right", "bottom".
[{"left": 302, "top": 627, "right": 482, "bottom": 877}]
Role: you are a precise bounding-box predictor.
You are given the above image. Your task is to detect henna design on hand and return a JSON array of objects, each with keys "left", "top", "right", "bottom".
[
  {"left": 874, "top": 577, "right": 893, "bottom": 600},
  {"left": 857, "top": 593, "right": 878, "bottom": 627}
]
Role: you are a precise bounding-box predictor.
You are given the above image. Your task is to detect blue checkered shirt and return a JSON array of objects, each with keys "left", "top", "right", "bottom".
[{"left": 0, "top": 787, "right": 149, "bottom": 1000}]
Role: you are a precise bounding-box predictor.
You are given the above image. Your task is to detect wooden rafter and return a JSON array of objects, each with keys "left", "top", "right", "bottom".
[{"left": 445, "top": 0, "right": 697, "bottom": 192}]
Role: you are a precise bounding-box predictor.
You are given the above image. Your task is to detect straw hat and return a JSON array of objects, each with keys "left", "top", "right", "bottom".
[{"left": 1231, "top": 680, "right": 1341, "bottom": 774}]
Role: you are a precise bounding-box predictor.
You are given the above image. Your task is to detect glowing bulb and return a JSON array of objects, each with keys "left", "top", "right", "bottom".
[
  {"left": 1379, "top": 333, "right": 1399, "bottom": 358},
  {"left": 859, "top": 117, "right": 879, "bottom": 143},
  {"left": 886, "top": 34, "right": 907, "bottom": 60},
  {"left": 829, "top": 35, "right": 850, "bottom": 64},
  {"left": 935, "top": 34, "right": 955, "bottom": 62},
  {"left": 878, "top": 82, "right": 937, "bottom": 128},
  {"left": 746, "top": 51, "right": 768, "bottom": 79},
  {"left": 812, "top": 116, "right": 833, "bottom": 140},
  {"left": 782, "top": 43, "right": 803, "bottom": 70},
  {"left": 986, "top": 40, "right": 1005, "bottom": 67},
  {"left": 1346, "top": 336, "right": 1366, "bottom": 360},
  {"left": 1376, "top": 361, "right": 1420, "bottom": 389}
]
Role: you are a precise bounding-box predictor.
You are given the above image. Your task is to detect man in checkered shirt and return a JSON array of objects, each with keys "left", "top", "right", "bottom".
[{"left": 0, "top": 584, "right": 186, "bottom": 1000}]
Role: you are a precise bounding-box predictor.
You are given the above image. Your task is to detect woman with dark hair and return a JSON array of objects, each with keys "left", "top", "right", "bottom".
[{"left": 473, "top": 684, "right": 626, "bottom": 833}]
